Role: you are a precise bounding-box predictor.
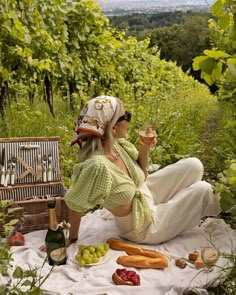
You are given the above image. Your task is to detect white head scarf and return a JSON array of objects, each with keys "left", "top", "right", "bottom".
[{"left": 71, "top": 96, "right": 118, "bottom": 146}]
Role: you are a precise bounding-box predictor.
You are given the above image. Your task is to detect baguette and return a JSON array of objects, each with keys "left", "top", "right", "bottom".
[
  {"left": 107, "top": 238, "right": 165, "bottom": 259},
  {"left": 117, "top": 255, "right": 169, "bottom": 269}
]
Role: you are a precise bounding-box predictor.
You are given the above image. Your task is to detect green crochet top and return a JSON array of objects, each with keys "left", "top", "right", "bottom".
[{"left": 64, "top": 138, "right": 153, "bottom": 235}]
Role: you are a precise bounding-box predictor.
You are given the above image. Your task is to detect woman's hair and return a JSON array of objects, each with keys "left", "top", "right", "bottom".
[{"left": 78, "top": 97, "right": 123, "bottom": 162}]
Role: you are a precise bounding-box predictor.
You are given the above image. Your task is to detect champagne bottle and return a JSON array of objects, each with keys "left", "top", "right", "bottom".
[{"left": 45, "top": 199, "right": 67, "bottom": 266}]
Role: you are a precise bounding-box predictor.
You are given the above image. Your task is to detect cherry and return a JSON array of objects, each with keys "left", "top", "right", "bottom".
[
  {"left": 119, "top": 270, "right": 128, "bottom": 279},
  {"left": 127, "top": 270, "right": 135, "bottom": 276},
  {"left": 116, "top": 268, "right": 127, "bottom": 276},
  {"left": 122, "top": 275, "right": 129, "bottom": 281},
  {"left": 131, "top": 274, "right": 140, "bottom": 285},
  {"left": 127, "top": 271, "right": 136, "bottom": 280}
]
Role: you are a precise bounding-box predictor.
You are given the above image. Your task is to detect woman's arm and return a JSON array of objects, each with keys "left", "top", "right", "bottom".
[
  {"left": 138, "top": 143, "right": 150, "bottom": 178},
  {"left": 67, "top": 209, "right": 81, "bottom": 246},
  {"left": 138, "top": 127, "right": 157, "bottom": 177}
]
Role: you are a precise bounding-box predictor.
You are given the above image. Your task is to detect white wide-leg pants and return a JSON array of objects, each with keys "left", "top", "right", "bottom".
[{"left": 114, "top": 157, "right": 221, "bottom": 244}]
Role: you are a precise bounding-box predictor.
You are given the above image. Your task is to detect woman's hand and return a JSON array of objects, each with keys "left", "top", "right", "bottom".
[
  {"left": 66, "top": 209, "right": 81, "bottom": 247},
  {"left": 66, "top": 237, "right": 78, "bottom": 247},
  {"left": 138, "top": 126, "right": 158, "bottom": 176}
]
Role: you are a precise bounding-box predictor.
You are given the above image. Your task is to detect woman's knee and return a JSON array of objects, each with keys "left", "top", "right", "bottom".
[
  {"left": 192, "top": 180, "right": 213, "bottom": 195},
  {"left": 181, "top": 157, "right": 204, "bottom": 180},
  {"left": 191, "top": 181, "right": 221, "bottom": 215}
]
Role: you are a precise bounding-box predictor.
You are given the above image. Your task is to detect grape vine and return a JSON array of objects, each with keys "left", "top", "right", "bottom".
[
  {"left": 193, "top": 0, "right": 236, "bottom": 104},
  {"left": 0, "top": 0, "right": 110, "bottom": 116}
]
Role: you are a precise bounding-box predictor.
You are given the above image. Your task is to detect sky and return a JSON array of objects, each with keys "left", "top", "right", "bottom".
[{"left": 96, "top": 0, "right": 215, "bottom": 3}]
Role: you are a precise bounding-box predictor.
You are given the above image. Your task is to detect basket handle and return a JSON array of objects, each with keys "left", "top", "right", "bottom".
[
  {"left": 20, "top": 198, "right": 63, "bottom": 221},
  {"left": 24, "top": 211, "right": 48, "bottom": 220}
]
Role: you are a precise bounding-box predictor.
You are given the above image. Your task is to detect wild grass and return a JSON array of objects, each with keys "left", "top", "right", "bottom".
[{"left": 0, "top": 84, "right": 233, "bottom": 180}]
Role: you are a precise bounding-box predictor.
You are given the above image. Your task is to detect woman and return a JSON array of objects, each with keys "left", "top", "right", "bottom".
[{"left": 65, "top": 95, "right": 221, "bottom": 245}]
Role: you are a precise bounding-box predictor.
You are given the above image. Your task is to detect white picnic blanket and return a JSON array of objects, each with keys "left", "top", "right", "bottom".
[{"left": 2, "top": 209, "right": 236, "bottom": 295}]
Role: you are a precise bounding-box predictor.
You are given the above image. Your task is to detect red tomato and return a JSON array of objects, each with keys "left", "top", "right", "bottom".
[{"left": 8, "top": 232, "right": 25, "bottom": 246}]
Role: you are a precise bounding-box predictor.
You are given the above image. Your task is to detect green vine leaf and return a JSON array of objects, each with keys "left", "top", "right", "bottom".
[
  {"left": 21, "top": 279, "right": 33, "bottom": 286},
  {"left": 13, "top": 266, "right": 24, "bottom": 278},
  {"left": 192, "top": 56, "right": 209, "bottom": 70},
  {"left": 193, "top": 0, "right": 236, "bottom": 100},
  {"left": 30, "top": 287, "right": 41, "bottom": 295},
  {"left": 203, "top": 49, "right": 230, "bottom": 58},
  {"left": 218, "top": 11, "right": 231, "bottom": 29},
  {"left": 227, "top": 58, "right": 236, "bottom": 78},
  {"left": 211, "top": 0, "right": 224, "bottom": 16}
]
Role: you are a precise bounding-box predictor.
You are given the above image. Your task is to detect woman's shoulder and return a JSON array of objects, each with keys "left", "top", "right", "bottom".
[
  {"left": 116, "top": 138, "right": 134, "bottom": 149},
  {"left": 73, "top": 155, "right": 107, "bottom": 173},
  {"left": 70, "top": 155, "right": 111, "bottom": 184}
]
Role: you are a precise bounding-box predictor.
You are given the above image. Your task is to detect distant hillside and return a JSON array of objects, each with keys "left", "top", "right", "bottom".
[
  {"left": 95, "top": 0, "right": 214, "bottom": 15},
  {"left": 108, "top": 10, "right": 212, "bottom": 89},
  {"left": 108, "top": 10, "right": 210, "bottom": 37}
]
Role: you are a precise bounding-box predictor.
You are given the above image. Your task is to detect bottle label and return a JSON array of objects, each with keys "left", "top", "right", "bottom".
[{"left": 50, "top": 247, "right": 66, "bottom": 262}]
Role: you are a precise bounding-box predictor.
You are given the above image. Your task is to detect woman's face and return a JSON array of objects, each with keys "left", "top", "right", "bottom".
[
  {"left": 115, "top": 119, "right": 129, "bottom": 138},
  {"left": 113, "top": 108, "right": 132, "bottom": 138}
]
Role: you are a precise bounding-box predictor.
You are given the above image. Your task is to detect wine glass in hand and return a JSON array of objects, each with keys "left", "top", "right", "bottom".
[
  {"left": 139, "top": 126, "right": 159, "bottom": 173},
  {"left": 139, "top": 125, "right": 157, "bottom": 147}
]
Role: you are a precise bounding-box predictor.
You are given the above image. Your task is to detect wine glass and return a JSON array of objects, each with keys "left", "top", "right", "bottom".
[
  {"left": 200, "top": 245, "right": 220, "bottom": 272},
  {"left": 139, "top": 126, "right": 160, "bottom": 173}
]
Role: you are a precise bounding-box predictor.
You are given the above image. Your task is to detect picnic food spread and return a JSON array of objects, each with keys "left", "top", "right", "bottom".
[
  {"left": 7, "top": 231, "right": 222, "bottom": 291},
  {"left": 107, "top": 238, "right": 220, "bottom": 271},
  {"left": 6, "top": 211, "right": 232, "bottom": 295}
]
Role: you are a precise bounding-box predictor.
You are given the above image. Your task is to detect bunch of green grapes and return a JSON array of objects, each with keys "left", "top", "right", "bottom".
[{"left": 75, "top": 243, "right": 110, "bottom": 267}]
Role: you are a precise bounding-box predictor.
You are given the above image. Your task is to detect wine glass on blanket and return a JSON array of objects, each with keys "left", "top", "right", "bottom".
[
  {"left": 200, "top": 245, "right": 220, "bottom": 272},
  {"left": 139, "top": 125, "right": 160, "bottom": 173}
]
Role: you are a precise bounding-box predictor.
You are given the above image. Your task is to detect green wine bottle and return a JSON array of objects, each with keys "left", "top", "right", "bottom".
[{"left": 45, "top": 199, "right": 67, "bottom": 266}]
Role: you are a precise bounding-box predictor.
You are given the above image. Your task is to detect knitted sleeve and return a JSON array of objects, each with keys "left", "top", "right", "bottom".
[{"left": 64, "top": 157, "right": 112, "bottom": 215}]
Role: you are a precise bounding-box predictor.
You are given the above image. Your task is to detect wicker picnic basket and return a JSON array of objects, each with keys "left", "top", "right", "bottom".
[{"left": 0, "top": 137, "right": 69, "bottom": 234}]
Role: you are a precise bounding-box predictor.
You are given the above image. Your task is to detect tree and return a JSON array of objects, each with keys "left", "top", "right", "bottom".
[
  {"left": 193, "top": 0, "right": 236, "bottom": 104},
  {"left": 148, "top": 14, "right": 211, "bottom": 73},
  {"left": 0, "top": 0, "right": 110, "bottom": 116}
]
